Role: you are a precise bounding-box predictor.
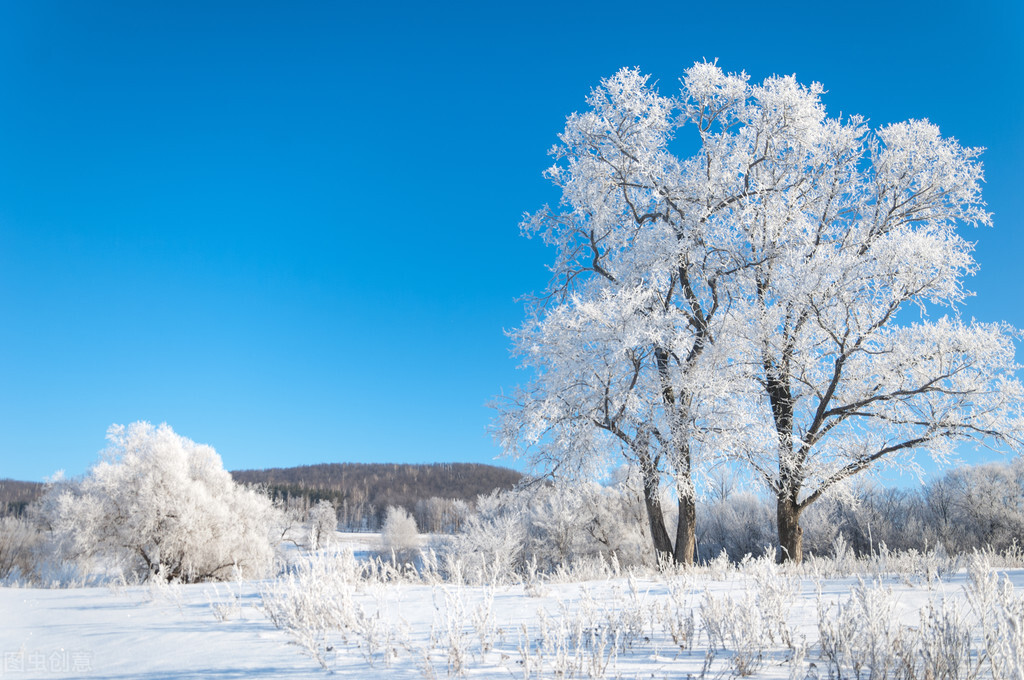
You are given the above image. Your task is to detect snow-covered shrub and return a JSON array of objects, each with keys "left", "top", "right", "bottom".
[
  {"left": 523, "top": 480, "right": 651, "bottom": 571},
  {"left": 261, "top": 549, "right": 363, "bottom": 669},
  {"left": 0, "top": 515, "right": 43, "bottom": 582},
  {"left": 380, "top": 505, "right": 419, "bottom": 564},
  {"left": 444, "top": 491, "right": 526, "bottom": 583},
  {"left": 799, "top": 484, "right": 938, "bottom": 558},
  {"left": 700, "top": 590, "right": 767, "bottom": 676},
  {"left": 744, "top": 551, "right": 797, "bottom": 649},
  {"left": 448, "top": 468, "right": 655, "bottom": 579},
  {"left": 966, "top": 556, "right": 1024, "bottom": 679},
  {"left": 40, "top": 422, "right": 282, "bottom": 583},
  {"left": 443, "top": 477, "right": 653, "bottom": 582},
  {"left": 899, "top": 599, "right": 975, "bottom": 680},
  {"left": 261, "top": 548, "right": 410, "bottom": 670},
  {"left": 696, "top": 491, "right": 775, "bottom": 563},
  {"left": 306, "top": 499, "right": 337, "bottom": 550},
  {"left": 817, "top": 578, "right": 908, "bottom": 679},
  {"left": 697, "top": 554, "right": 797, "bottom": 675}
]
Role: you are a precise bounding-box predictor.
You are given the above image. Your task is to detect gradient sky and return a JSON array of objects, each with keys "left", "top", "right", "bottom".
[{"left": 1, "top": 1, "right": 1021, "bottom": 482}]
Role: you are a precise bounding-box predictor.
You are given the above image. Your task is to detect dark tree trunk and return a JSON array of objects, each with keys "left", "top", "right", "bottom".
[
  {"left": 640, "top": 470, "right": 674, "bottom": 559},
  {"left": 764, "top": 359, "right": 804, "bottom": 564},
  {"left": 674, "top": 494, "right": 696, "bottom": 566},
  {"left": 776, "top": 495, "right": 803, "bottom": 563}
]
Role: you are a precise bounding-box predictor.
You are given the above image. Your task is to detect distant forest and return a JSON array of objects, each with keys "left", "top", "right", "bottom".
[
  {"left": 231, "top": 462, "right": 523, "bottom": 531},
  {"left": 0, "top": 463, "right": 523, "bottom": 532}
]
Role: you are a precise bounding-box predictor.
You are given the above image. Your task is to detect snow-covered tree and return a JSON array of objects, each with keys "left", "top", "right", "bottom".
[
  {"left": 43, "top": 422, "right": 282, "bottom": 582},
  {"left": 496, "top": 67, "right": 755, "bottom": 564},
  {"left": 380, "top": 505, "right": 419, "bottom": 562},
  {"left": 306, "top": 499, "right": 337, "bottom": 551},
  {"left": 499, "top": 61, "right": 1024, "bottom": 565},
  {"left": 688, "top": 63, "right": 1024, "bottom": 562},
  {"left": 925, "top": 459, "right": 1024, "bottom": 554}
]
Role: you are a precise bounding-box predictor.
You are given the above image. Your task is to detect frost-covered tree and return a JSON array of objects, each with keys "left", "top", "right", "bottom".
[
  {"left": 500, "top": 61, "right": 1024, "bottom": 565},
  {"left": 688, "top": 64, "right": 1024, "bottom": 562},
  {"left": 306, "top": 499, "right": 337, "bottom": 551},
  {"left": 521, "top": 478, "right": 651, "bottom": 570},
  {"left": 925, "top": 459, "right": 1024, "bottom": 554},
  {"left": 380, "top": 505, "right": 419, "bottom": 562},
  {"left": 497, "top": 67, "right": 755, "bottom": 565},
  {"left": 43, "top": 422, "right": 282, "bottom": 582}
]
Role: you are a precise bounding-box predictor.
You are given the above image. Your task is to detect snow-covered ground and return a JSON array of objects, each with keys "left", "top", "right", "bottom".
[
  {"left": 2, "top": 551, "right": 1022, "bottom": 679},
  {"left": 0, "top": 581, "right": 314, "bottom": 679}
]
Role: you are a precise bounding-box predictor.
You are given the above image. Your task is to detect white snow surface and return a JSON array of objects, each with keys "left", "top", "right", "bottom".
[
  {"left": 2, "top": 556, "right": 1022, "bottom": 679},
  {"left": 0, "top": 581, "right": 313, "bottom": 679}
]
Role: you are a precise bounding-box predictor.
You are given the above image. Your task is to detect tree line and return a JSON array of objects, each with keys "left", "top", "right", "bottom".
[
  {"left": 444, "top": 457, "right": 1024, "bottom": 579},
  {"left": 1, "top": 462, "right": 522, "bottom": 531},
  {"left": 1, "top": 421, "right": 1022, "bottom": 585},
  {"left": 230, "top": 462, "right": 522, "bottom": 531}
]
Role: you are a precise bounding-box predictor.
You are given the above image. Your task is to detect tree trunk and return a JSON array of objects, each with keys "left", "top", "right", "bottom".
[
  {"left": 674, "top": 494, "right": 696, "bottom": 566},
  {"left": 776, "top": 495, "right": 803, "bottom": 563},
  {"left": 640, "top": 472, "right": 674, "bottom": 560}
]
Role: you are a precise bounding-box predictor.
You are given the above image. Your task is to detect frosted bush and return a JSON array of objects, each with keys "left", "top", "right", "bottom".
[
  {"left": 903, "top": 600, "right": 977, "bottom": 680},
  {"left": 380, "top": 505, "right": 420, "bottom": 564},
  {"left": 744, "top": 550, "right": 798, "bottom": 649},
  {"left": 444, "top": 491, "right": 526, "bottom": 584},
  {"left": 966, "top": 556, "right": 1024, "bottom": 679},
  {"left": 697, "top": 492, "right": 776, "bottom": 562},
  {"left": 0, "top": 515, "right": 43, "bottom": 582},
  {"left": 524, "top": 480, "right": 651, "bottom": 570},
  {"left": 306, "top": 499, "right": 337, "bottom": 551},
  {"left": 260, "top": 549, "right": 376, "bottom": 669},
  {"left": 818, "top": 578, "right": 908, "bottom": 679},
  {"left": 40, "top": 422, "right": 282, "bottom": 583},
  {"left": 250, "top": 540, "right": 1024, "bottom": 679},
  {"left": 700, "top": 586, "right": 770, "bottom": 675}
]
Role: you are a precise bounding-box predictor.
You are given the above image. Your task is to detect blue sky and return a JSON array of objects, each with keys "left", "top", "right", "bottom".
[{"left": 0, "top": 1, "right": 1021, "bottom": 482}]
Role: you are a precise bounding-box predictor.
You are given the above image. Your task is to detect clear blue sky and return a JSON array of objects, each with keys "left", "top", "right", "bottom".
[{"left": 1, "top": 1, "right": 1021, "bottom": 481}]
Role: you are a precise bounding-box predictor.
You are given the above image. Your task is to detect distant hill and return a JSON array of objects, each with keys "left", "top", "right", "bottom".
[{"left": 231, "top": 462, "right": 523, "bottom": 531}]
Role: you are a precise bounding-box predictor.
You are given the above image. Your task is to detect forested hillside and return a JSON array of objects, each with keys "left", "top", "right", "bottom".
[{"left": 231, "top": 462, "right": 523, "bottom": 531}]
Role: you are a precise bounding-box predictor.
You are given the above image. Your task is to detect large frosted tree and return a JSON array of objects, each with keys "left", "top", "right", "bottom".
[
  {"left": 499, "top": 62, "right": 1024, "bottom": 565},
  {"left": 496, "top": 68, "right": 755, "bottom": 565},
  {"left": 689, "top": 65, "right": 1024, "bottom": 562}
]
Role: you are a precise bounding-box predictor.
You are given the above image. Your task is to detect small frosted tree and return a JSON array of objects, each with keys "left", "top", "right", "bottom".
[
  {"left": 306, "top": 499, "right": 337, "bottom": 550},
  {"left": 380, "top": 505, "right": 419, "bottom": 562},
  {"left": 44, "top": 422, "right": 282, "bottom": 582}
]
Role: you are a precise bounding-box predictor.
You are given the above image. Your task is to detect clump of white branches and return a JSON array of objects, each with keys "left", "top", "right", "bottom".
[{"left": 38, "top": 422, "right": 282, "bottom": 583}]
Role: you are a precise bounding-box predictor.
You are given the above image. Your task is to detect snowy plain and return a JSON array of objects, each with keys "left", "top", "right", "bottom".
[{"left": 4, "top": 537, "right": 1024, "bottom": 680}]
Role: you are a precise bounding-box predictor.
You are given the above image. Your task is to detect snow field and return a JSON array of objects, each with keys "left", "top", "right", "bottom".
[{"left": 3, "top": 549, "right": 1024, "bottom": 679}]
